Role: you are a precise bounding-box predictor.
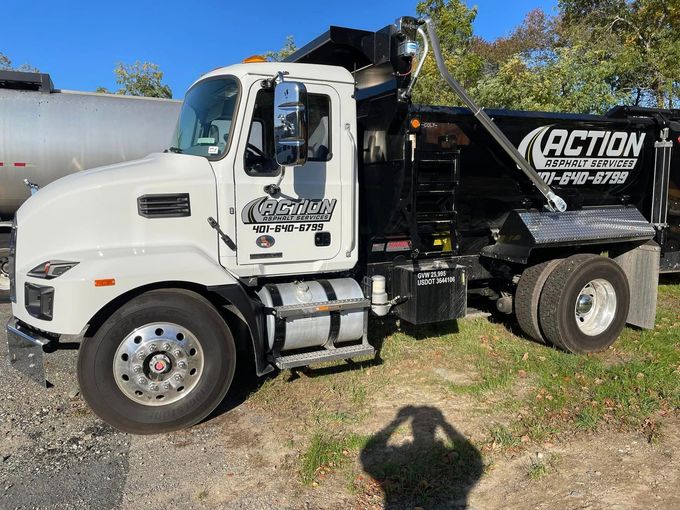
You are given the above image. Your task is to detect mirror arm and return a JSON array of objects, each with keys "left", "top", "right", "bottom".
[
  {"left": 263, "top": 70, "right": 289, "bottom": 89},
  {"left": 264, "top": 167, "right": 286, "bottom": 197}
]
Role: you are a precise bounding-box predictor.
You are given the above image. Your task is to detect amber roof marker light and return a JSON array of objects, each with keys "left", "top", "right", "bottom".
[{"left": 242, "top": 55, "right": 267, "bottom": 63}]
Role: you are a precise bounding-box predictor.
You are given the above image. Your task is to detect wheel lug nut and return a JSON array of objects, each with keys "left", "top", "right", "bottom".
[
  {"left": 163, "top": 343, "right": 171, "bottom": 350},
  {"left": 163, "top": 383, "right": 171, "bottom": 390},
  {"left": 133, "top": 365, "right": 142, "bottom": 373},
  {"left": 178, "top": 361, "right": 187, "bottom": 369},
  {"left": 149, "top": 384, "right": 158, "bottom": 391},
  {"left": 149, "top": 344, "right": 157, "bottom": 351},
  {"left": 137, "top": 352, "right": 146, "bottom": 360},
  {"left": 137, "top": 377, "right": 147, "bottom": 385},
  {"left": 174, "top": 374, "right": 182, "bottom": 382},
  {"left": 173, "top": 350, "right": 182, "bottom": 357}
]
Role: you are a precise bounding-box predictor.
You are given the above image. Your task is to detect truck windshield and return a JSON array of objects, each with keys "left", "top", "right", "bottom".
[{"left": 171, "top": 77, "right": 239, "bottom": 158}]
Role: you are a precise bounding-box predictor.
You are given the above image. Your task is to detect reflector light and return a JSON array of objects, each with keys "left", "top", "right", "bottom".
[
  {"left": 386, "top": 240, "right": 411, "bottom": 252},
  {"left": 13, "top": 162, "right": 26, "bottom": 167},
  {"left": 410, "top": 118, "right": 421, "bottom": 129},
  {"left": 94, "top": 278, "right": 116, "bottom": 287},
  {"left": 242, "top": 55, "right": 266, "bottom": 63}
]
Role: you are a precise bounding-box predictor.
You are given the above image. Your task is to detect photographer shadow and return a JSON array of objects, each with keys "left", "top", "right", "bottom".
[{"left": 360, "top": 405, "right": 483, "bottom": 509}]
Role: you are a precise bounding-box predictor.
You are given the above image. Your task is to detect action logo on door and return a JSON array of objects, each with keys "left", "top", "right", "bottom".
[{"left": 242, "top": 197, "right": 337, "bottom": 224}]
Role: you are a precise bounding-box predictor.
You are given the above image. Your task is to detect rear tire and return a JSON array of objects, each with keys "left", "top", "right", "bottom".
[
  {"left": 78, "top": 289, "right": 236, "bottom": 434},
  {"left": 539, "top": 254, "right": 630, "bottom": 353},
  {"left": 515, "top": 259, "right": 562, "bottom": 343}
]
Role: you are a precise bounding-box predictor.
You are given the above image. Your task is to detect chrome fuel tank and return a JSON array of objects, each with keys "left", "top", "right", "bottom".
[{"left": 257, "top": 278, "right": 365, "bottom": 351}]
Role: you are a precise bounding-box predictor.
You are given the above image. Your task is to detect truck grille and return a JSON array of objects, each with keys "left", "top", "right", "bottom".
[
  {"left": 9, "top": 219, "right": 16, "bottom": 303},
  {"left": 137, "top": 193, "right": 191, "bottom": 218}
]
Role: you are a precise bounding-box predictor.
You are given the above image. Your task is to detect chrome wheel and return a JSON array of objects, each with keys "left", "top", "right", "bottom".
[
  {"left": 574, "top": 279, "right": 617, "bottom": 336},
  {"left": 113, "top": 322, "right": 205, "bottom": 406}
]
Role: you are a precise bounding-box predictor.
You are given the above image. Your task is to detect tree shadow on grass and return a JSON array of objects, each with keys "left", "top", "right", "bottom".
[{"left": 361, "top": 405, "right": 483, "bottom": 509}]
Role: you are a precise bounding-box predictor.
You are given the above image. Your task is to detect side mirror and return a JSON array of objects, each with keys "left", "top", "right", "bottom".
[{"left": 274, "top": 81, "right": 308, "bottom": 167}]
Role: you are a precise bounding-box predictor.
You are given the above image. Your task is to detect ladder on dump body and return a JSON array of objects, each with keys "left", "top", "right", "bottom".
[
  {"left": 268, "top": 297, "right": 375, "bottom": 370},
  {"left": 410, "top": 142, "right": 459, "bottom": 251}
]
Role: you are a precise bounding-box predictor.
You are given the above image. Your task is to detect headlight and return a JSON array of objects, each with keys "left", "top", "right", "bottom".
[{"left": 28, "top": 260, "right": 79, "bottom": 279}]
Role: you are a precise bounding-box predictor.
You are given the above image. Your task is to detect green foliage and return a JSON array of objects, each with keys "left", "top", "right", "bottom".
[
  {"left": 0, "top": 52, "right": 38, "bottom": 72},
  {"left": 265, "top": 35, "right": 297, "bottom": 62},
  {"left": 411, "top": 0, "right": 680, "bottom": 112},
  {"left": 412, "top": 0, "right": 483, "bottom": 106},
  {"left": 97, "top": 61, "right": 172, "bottom": 98}
]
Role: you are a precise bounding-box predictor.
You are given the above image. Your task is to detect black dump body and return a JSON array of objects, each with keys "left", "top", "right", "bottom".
[
  {"left": 358, "top": 96, "right": 680, "bottom": 275},
  {"left": 288, "top": 20, "right": 680, "bottom": 283}
]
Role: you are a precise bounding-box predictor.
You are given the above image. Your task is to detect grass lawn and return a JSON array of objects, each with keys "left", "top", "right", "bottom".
[{"left": 246, "top": 276, "right": 680, "bottom": 503}]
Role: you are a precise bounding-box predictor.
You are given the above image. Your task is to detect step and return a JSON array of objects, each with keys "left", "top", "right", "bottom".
[
  {"left": 274, "top": 343, "right": 376, "bottom": 370},
  {"left": 272, "top": 298, "right": 370, "bottom": 319}
]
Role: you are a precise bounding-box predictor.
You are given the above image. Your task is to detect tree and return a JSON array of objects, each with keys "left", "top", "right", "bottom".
[
  {"left": 411, "top": 0, "right": 679, "bottom": 113},
  {"left": 97, "top": 61, "right": 172, "bottom": 98},
  {"left": 265, "top": 35, "right": 298, "bottom": 62},
  {"left": 0, "top": 51, "right": 39, "bottom": 72},
  {"left": 557, "top": 0, "right": 680, "bottom": 108},
  {"left": 412, "top": 0, "right": 483, "bottom": 105}
]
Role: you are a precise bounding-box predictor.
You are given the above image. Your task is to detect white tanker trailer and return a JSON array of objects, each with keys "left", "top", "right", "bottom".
[{"left": 0, "top": 70, "right": 181, "bottom": 295}]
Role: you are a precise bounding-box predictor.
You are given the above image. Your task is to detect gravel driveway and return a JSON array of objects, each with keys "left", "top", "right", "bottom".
[{"left": 0, "top": 302, "right": 343, "bottom": 510}]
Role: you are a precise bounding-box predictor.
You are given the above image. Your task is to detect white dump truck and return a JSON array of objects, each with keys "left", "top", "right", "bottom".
[{"left": 5, "top": 17, "right": 679, "bottom": 434}]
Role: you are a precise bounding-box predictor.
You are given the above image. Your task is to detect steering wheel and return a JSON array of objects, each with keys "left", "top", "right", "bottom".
[{"left": 246, "top": 143, "right": 265, "bottom": 158}]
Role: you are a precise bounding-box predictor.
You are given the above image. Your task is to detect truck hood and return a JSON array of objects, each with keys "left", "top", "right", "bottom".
[{"left": 15, "top": 152, "right": 219, "bottom": 272}]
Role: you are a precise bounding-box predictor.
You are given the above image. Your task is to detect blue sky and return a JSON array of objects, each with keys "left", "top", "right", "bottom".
[{"left": 2, "top": 0, "right": 557, "bottom": 98}]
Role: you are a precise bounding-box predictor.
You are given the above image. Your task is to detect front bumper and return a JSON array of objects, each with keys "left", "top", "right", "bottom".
[{"left": 6, "top": 317, "right": 56, "bottom": 387}]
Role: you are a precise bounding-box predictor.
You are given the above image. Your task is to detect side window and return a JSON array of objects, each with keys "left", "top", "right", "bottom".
[
  {"left": 244, "top": 89, "right": 278, "bottom": 175},
  {"left": 308, "top": 95, "right": 331, "bottom": 161},
  {"left": 244, "top": 89, "right": 331, "bottom": 176}
]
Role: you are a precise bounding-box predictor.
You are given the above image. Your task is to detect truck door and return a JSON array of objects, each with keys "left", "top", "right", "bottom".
[{"left": 232, "top": 81, "right": 343, "bottom": 268}]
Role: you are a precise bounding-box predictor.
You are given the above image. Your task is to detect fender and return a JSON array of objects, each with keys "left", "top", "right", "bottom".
[
  {"left": 13, "top": 244, "right": 236, "bottom": 335},
  {"left": 208, "top": 284, "right": 273, "bottom": 377},
  {"left": 481, "top": 206, "right": 656, "bottom": 264}
]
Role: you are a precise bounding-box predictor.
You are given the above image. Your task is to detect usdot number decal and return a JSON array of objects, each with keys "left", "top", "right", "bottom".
[{"left": 417, "top": 270, "right": 456, "bottom": 286}]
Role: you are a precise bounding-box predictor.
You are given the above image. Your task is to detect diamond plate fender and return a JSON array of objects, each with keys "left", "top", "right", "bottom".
[{"left": 481, "top": 206, "right": 656, "bottom": 264}]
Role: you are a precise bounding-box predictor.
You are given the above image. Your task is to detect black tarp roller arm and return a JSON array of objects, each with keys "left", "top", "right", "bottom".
[{"left": 420, "top": 16, "right": 567, "bottom": 212}]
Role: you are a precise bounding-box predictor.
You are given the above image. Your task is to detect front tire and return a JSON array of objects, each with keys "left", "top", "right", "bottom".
[
  {"left": 78, "top": 289, "right": 236, "bottom": 434},
  {"left": 538, "top": 254, "right": 630, "bottom": 353}
]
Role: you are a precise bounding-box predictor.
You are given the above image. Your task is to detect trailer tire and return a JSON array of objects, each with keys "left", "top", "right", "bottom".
[
  {"left": 538, "top": 254, "right": 629, "bottom": 353},
  {"left": 515, "top": 259, "right": 562, "bottom": 343},
  {"left": 78, "top": 289, "right": 236, "bottom": 434},
  {"left": 0, "top": 247, "right": 10, "bottom": 300}
]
